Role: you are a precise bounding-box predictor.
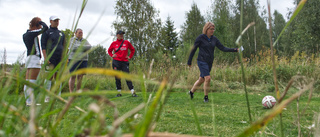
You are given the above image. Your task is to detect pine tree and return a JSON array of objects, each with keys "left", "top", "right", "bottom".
[
  {"left": 159, "top": 16, "right": 178, "bottom": 56},
  {"left": 272, "top": 10, "right": 286, "bottom": 53},
  {"left": 180, "top": 3, "right": 205, "bottom": 43},
  {"left": 113, "top": 0, "right": 162, "bottom": 59}
]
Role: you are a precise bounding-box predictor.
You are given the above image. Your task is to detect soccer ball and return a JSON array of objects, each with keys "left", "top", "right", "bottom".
[{"left": 262, "top": 95, "right": 277, "bottom": 109}]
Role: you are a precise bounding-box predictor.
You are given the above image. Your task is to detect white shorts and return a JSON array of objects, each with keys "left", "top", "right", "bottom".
[{"left": 25, "top": 55, "right": 41, "bottom": 68}]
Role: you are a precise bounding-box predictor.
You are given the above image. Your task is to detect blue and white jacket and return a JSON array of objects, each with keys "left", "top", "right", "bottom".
[{"left": 23, "top": 21, "right": 48, "bottom": 58}]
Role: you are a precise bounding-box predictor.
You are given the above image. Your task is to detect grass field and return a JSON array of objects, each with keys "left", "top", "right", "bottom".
[{"left": 3, "top": 87, "right": 319, "bottom": 136}]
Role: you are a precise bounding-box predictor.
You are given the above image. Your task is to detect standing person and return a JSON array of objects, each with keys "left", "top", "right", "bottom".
[
  {"left": 187, "top": 22, "right": 239, "bottom": 102},
  {"left": 41, "top": 15, "right": 65, "bottom": 102},
  {"left": 108, "top": 30, "right": 137, "bottom": 97},
  {"left": 23, "top": 17, "right": 48, "bottom": 106},
  {"left": 68, "top": 28, "right": 91, "bottom": 92}
]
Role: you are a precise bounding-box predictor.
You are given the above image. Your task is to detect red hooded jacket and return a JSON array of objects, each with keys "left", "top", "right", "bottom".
[{"left": 108, "top": 39, "right": 135, "bottom": 62}]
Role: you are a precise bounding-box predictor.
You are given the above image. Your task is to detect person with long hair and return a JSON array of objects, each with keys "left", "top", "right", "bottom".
[
  {"left": 68, "top": 28, "right": 91, "bottom": 92},
  {"left": 23, "top": 17, "right": 48, "bottom": 106},
  {"left": 187, "top": 22, "right": 239, "bottom": 102}
]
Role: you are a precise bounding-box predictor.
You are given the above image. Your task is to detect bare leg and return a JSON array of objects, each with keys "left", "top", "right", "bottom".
[
  {"left": 69, "top": 75, "right": 76, "bottom": 93},
  {"left": 25, "top": 68, "right": 40, "bottom": 105},
  {"left": 76, "top": 74, "right": 84, "bottom": 90},
  {"left": 190, "top": 77, "right": 205, "bottom": 93},
  {"left": 203, "top": 76, "right": 211, "bottom": 96}
]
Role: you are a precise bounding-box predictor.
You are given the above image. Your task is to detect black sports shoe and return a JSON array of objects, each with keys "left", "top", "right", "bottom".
[
  {"left": 116, "top": 93, "right": 122, "bottom": 97},
  {"left": 204, "top": 95, "right": 209, "bottom": 102},
  {"left": 132, "top": 93, "right": 138, "bottom": 97},
  {"left": 189, "top": 91, "right": 194, "bottom": 99}
]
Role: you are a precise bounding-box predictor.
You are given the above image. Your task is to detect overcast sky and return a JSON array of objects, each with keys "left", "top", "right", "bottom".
[{"left": 0, "top": 0, "right": 295, "bottom": 64}]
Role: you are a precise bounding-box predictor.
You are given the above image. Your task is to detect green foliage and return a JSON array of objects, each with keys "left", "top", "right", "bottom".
[
  {"left": 88, "top": 45, "right": 108, "bottom": 68},
  {"left": 113, "top": 0, "right": 162, "bottom": 58},
  {"left": 272, "top": 10, "right": 286, "bottom": 52},
  {"left": 180, "top": 2, "right": 205, "bottom": 43},
  {"left": 158, "top": 16, "right": 179, "bottom": 56},
  {"left": 281, "top": 0, "right": 320, "bottom": 56},
  {"left": 234, "top": 0, "right": 269, "bottom": 58},
  {"left": 207, "top": 0, "right": 238, "bottom": 63}
]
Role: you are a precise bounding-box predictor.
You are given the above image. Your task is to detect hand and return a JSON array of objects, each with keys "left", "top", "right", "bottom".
[
  {"left": 239, "top": 46, "right": 244, "bottom": 52},
  {"left": 112, "top": 54, "right": 117, "bottom": 58},
  {"left": 44, "top": 57, "right": 50, "bottom": 64}
]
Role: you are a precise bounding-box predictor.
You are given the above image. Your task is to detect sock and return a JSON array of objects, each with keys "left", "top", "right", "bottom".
[
  {"left": 130, "top": 89, "right": 135, "bottom": 94},
  {"left": 58, "top": 84, "right": 62, "bottom": 96},
  {"left": 25, "top": 79, "right": 37, "bottom": 104},
  {"left": 24, "top": 80, "right": 31, "bottom": 104},
  {"left": 44, "top": 79, "right": 52, "bottom": 99}
]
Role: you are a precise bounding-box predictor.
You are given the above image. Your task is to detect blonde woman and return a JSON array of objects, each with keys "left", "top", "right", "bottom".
[{"left": 187, "top": 22, "right": 239, "bottom": 102}]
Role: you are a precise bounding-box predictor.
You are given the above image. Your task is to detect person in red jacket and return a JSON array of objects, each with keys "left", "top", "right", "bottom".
[{"left": 108, "top": 30, "right": 137, "bottom": 97}]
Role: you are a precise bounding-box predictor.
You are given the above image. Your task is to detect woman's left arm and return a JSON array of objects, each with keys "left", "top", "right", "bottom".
[{"left": 216, "top": 39, "right": 238, "bottom": 52}]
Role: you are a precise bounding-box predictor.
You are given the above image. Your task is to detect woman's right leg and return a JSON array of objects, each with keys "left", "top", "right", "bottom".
[
  {"left": 190, "top": 77, "right": 205, "bottom": 92},
  {"left": 25, "top": 68, "right": 40, "bottom": 105}
]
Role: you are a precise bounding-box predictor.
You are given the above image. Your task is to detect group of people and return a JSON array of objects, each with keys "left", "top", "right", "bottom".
[
  {"left": 23, "top": 16, "right": 136, "bottom": 106},
  {"left": 23, "top": 15, "right": 239, "bottom": 105}
]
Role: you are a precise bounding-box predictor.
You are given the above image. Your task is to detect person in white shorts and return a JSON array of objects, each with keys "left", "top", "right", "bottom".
[{"left": 23, "top": 17, "right": 48, "bottom": 106}]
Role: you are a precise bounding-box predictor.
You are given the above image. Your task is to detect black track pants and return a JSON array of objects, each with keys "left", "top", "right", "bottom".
[{"left": 112, "top": 59, "right": 134, "bottom": 90}]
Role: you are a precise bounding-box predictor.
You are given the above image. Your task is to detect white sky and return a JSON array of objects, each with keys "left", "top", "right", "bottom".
[{"left": 0, "top": 0, "right": 294, "bottom": 64}]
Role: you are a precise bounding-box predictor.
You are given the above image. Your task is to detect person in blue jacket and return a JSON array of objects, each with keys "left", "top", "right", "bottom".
[
  {"left": 23, "top": 17, "right": 48, "bottom": 106},
  {"left": 187, "top": 22, "right": 239, "bottom": 102},
  {"left": 41, "top": 15, "right": 65, "bottom": 102}
]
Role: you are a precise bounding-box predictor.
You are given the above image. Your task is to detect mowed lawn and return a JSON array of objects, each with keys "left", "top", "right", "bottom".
[{"left": 5, "top": 90, "right": 320, "bottom": 136}]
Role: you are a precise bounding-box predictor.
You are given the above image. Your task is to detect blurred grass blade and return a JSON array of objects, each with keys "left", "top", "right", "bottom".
[
  {"left": 237, "top": 81, "right": 313, "bottom": 137},
  {"left": 190, "top": 101, "right": 203, "bottom": 135},
  {"left": 134, "top": 79, "right": 167, "bottom": 137},
  {"left": 235, "top": 22, "right": 255, "bottom": 123}
]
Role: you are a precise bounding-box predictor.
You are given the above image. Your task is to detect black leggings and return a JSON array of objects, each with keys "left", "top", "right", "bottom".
[{"left": 112, "top": 59, "right": 134, "bottom": 90}]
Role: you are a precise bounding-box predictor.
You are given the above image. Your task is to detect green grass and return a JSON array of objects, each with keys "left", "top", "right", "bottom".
[{"left": 2, "top": 89, "right": 319, "bottom": 136}]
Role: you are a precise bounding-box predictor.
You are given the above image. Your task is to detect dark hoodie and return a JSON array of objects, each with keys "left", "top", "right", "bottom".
[{"left": 187, "top": 34, "right": 237, "bottom": 66}]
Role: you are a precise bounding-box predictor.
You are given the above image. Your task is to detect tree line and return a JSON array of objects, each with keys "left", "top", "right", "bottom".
[{"left": 69, "top": 0, "right": 319, "bottom": 67}]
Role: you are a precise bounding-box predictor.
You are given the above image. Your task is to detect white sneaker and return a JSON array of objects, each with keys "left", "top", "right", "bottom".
[
  {"left": 26, "top": 102, "right": 31, "bottom": 106},
  {"left": 45, "top": 97, "right": 50, "bottom": 103}
]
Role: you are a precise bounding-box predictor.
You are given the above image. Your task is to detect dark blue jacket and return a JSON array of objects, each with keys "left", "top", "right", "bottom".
[
  {"left": 188, "top": 34, "right": 237, "bottom": 65},
  {"left": 23, "top": 21, "right": 48, "bottom": 58},
  {"left": 41, "top": 26, "right": 65, "bottom": 58}
]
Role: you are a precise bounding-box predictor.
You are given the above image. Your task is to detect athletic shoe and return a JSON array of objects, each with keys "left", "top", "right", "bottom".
[
  {"left": 132, "top": 93, "right": 138, "bottom": 97},
  {"left": 44, "top": 97, "right": 50, "bottom": 103},
  {"left": 116, "top": 93, "right": 122, "bottom": 97},
  {"left": 26, "top": 103, "right": 41, "bottom": 106},
  {"left": 204, "top": 95, "right": 209, "bottom": 103},
  {"left": 189, "top": 91, "right": 194, "bottom": 99},
  {"left": 26, "top": 102, "right": 32, "bottom": 106}
]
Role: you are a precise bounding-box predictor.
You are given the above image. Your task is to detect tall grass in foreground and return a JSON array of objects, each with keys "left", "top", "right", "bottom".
[
  {"left": 237, "top": 0, "right": 315, "bottom": 136},
  {"left": 0, "top": 0, "right": 319, "bottom": 137}
]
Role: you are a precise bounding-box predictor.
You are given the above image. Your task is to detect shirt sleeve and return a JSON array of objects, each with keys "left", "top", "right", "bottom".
[
  {"left": 41, "top": 30, "right": 48, "bottom": 50},
  {"left": 127, "top": 41, "right": 135, "bottom": 59},
  {"left": 84, "top": 40, "right": 92, "bottom": 51},
  {"left": 39, "top": 21, "right": 48, "bottom": 34},
  {"left": 107, "top": 42, "right": 114, "bottom": 57},
  {"left": 216, "top": 39, "right": 237, "bottom": 52},
  {"left": 187, "top": 36, "right": 201, "bottom": 65}
]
